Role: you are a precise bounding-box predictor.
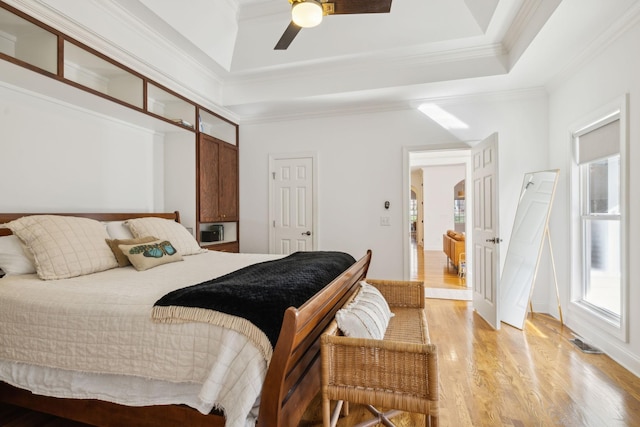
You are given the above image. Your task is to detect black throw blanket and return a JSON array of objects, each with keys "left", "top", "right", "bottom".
[{"left": 153, "top": 251, "right": 356, "bottom": 348}]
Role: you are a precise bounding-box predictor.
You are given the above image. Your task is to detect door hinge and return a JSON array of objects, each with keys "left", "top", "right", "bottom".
[
  {"left": 272, "top": 172, "right": 276, "bottom": 179},
  {"left": 273, "top": 220, "right": 276, "bottom": 227}
]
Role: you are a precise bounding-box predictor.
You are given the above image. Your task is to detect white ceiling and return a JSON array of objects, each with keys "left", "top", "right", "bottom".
[
  {"left": 130, "top": 0, "right": 544, "bottom": 120},
  {"left": 16, "top": 0, "right": 640, "bottom": 122}
]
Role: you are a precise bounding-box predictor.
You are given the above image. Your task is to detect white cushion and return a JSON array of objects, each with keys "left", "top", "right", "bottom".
[
  {"left": 126, "top": 217, "right": 206, "bottom": 256},
  {"left": 359, "top": 281, "right": 394, "bottom": 321},
  {"left": 6, "top": 215, "right": 118, "bottom": 280},
  {"left": 0, "top": 235, "right": 36, "bottom": 275},
  {"left": 104, "top": 221, "right": 135, "bottom": 239},
  {"left": 335, "top": 283, "right": 394, "bottom": 340}
]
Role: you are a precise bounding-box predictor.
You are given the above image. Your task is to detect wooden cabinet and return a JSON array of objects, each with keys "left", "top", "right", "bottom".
[
  {"left": 219, "top": 143, "right": 238, "bottom": 221},
  {"left": 198, "top": 133, "right": 239, "bottom": 251},
  {"left": 198, "top": 133, "right": 238, "bottom": 222}
]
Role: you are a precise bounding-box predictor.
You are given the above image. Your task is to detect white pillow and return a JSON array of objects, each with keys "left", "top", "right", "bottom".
[
  {"left": 6, "top": 215, "right": 118, "bottom": 280},
  {"left": 0, "top": 235, "right": 36, "bottom": 275},
  {"left": 126, "top": 217, "right": 207, "bottom": 256},
  {"left": 104, "top": 221, "right": 135, "bottom": 239},
  {"left": 359, "top": 281, "right": 394, "bottom": 321},
  {"left": 335, "top": 285, "right": 394, "bottom": 340}
]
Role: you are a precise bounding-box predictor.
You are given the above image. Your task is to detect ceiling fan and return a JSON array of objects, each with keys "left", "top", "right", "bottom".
[{"left": 275, "top": 0, "right": 393, "bottom": 50}]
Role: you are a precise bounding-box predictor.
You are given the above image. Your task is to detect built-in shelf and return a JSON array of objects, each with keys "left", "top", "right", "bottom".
[
  {"left": 0, "top": 1, "right": 240, "bottom": 252},
  {"left": 0, "top": 2, "right": 226, "bottom": 135},
  {"left": 199, "top": 221, "right": 238, "bottom": 246},
  {"left": 0, "top": 58, "right": 190, "bottom": 134},
  {"left": 148, "top": 83, "right": 196, "bottom": 130},
  {"left": 0, "top": 6, "right": 57, "bottom": 74},
  {"left": 198, "top": 109, "right": 237, "bottom": 145},
  {"left": 64, "top": 40, "right": 144, "bottom": 109}
]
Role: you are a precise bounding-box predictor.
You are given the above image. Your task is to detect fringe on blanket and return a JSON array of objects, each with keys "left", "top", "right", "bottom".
[{"left": 151, "top": 305, "right": 273, "bottom": 362}]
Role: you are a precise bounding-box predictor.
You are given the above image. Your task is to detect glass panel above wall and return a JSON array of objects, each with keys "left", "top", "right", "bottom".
[
  {"left": 199, "top": 109, "right": 237, "bottom": 145},
  {"left": 147, "top": 83, "right": 196, "bottom": 130},
  {"left": 0, "top": 6, "right": 57, "bottom": 74},
  {"left": 63, "top": 41, "right": 143, "bottom": 109}
]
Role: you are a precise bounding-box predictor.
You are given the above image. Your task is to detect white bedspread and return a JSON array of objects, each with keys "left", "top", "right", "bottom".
[{"left": 0, "top": 250, "right": 282, "bottom": 427}]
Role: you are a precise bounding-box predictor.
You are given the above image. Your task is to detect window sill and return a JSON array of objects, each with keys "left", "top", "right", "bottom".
[{"left": 569, "top": 299, "right": 627, "bottom": 342}]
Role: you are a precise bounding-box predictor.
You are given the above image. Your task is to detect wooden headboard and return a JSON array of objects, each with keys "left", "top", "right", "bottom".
[{"left": 0, "top": 211, "right": 180, "bottom": 237}]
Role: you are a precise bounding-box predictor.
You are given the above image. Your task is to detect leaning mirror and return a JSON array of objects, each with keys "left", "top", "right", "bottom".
[{"left": 500, "top": 169, "right": 559, "bottom": 329}]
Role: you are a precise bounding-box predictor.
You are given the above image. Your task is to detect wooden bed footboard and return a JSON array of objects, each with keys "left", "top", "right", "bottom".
[
  {"left": 258, "top": 249, "right": 371, "bottom": 426},
  {"left": 0, "top": 211, "right": 371, "bottom": 427}
]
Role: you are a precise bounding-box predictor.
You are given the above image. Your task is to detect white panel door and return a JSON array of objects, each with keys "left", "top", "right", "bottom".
[
  {"left": 471, "top": 133, "right": 501, "bottom": 329},
  {"left": 271, "top": 156, "right": 314, "bottom": 255},
  {"left": 500, "top": 170, "right": 559, "bottom": 329}
]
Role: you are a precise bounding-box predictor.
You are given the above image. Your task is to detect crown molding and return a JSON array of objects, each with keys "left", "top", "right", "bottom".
[
  {"left": 227, "top": 42, "right": 506, "bottom": 90},
  {"left": 546, "top": 1, "right": 640, "bottom": 92},
  {"left": 410, "top": 86, "right": 548, "bottom": 108},
  {"left": 502, "top": 0, "right": 562, "bottom": 67},
  {"left": 502, "top": 0, "right": 543, "bottom": 52},
  {"left": 238, "top": 86, "right": 547, "bottom": 125}
]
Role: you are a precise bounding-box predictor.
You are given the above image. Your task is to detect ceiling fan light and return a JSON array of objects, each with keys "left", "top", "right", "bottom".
[{"left": 292, "top": 0, "right": 323, "bottom": 28}]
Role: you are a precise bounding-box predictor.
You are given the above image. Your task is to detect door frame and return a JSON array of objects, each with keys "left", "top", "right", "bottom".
[
  {"left": 402, "top": 144, "right": 473, "bottom": 283},
  {"left": 268, "top": 152, "right": 318, "bottom": 254}
]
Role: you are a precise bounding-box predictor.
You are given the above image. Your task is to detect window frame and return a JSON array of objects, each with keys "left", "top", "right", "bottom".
[{"left": 569, "top": 94, "right": 629, "bottom": 342}]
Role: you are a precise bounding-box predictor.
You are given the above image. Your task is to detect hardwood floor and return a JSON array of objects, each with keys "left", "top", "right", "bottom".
[
  {"left": 426, "top": 300, "right": 640, "bottom": 426},
  {"left": 302, "top": 302, "right": 640, "bottom": 426},
  {"left": 2, "top": 244, "right": 639, "bottom": 426},
  {"left": 411, "top": 243, "right": 467, "bottom": 290}
]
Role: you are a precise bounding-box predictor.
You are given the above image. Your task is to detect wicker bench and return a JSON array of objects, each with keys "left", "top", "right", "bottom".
[{"left": 320, "top": 279, "right": 439, "bottom": 427}]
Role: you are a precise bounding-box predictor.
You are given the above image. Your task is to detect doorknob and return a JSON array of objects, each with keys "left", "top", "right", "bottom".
[
  {"left": 301, "top": 231, "right": 311, "bottom": 236},
  {"left": 486, "top": 237, "right": 503, "bottom": 244}
]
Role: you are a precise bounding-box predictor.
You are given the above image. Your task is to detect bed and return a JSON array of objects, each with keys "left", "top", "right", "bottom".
[{"left": 0, "top": 211, "right": 371, "bottom": 427}]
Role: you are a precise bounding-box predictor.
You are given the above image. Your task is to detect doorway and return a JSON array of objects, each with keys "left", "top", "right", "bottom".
[{"left": 403, "top": 147, "right": 472, "bottom": 295}]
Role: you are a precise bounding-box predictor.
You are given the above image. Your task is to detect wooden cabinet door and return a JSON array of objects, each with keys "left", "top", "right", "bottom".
[
  {"left": 198, "top": 133, "right": 238, "bottom": 222},
  {"left": 198, "top": 134, "right": 220, "bottom": 222},
  {"left": 219, "top": 143, "right": 238, "bottom": 221}
]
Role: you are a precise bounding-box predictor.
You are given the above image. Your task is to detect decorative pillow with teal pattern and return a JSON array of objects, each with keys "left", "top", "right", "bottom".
[{"left": 118, "top": 239, "right": 183, "bottom": 271}]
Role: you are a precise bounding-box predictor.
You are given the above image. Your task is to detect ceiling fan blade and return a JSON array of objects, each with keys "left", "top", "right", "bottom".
[
  {"left": 331, "top": 0, "right": 392, "bottom": 15},
  {"left": 274, "top": 21, "right": 302, "bottom": 50}
]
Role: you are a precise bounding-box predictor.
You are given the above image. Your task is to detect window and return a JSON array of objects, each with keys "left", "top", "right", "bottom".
[
  {"left": 571, "top": 96, "right": 628, "bottom": 341},
  {"left": 580, "top": 155, "right": 620, "bottom": 315},
  {"left": 409, "top": 191, "right": 418, "bottom": 231}
]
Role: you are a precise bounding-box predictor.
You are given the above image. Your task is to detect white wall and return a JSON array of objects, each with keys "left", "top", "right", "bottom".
[
  {"left": 0, "top": 82, "right": 163, "bottom": 213},
  {"left": 422, "top": 164, "right": 466, "bottom": 251},
  {"left": 547, "top": 19, "right": 640, "bottom": 375},
  {"left": 240, "top": 92, "right": 549, "bottom": 279},
  {"left": 239, "top": 110, "right": 456, "bottom": 278}
]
